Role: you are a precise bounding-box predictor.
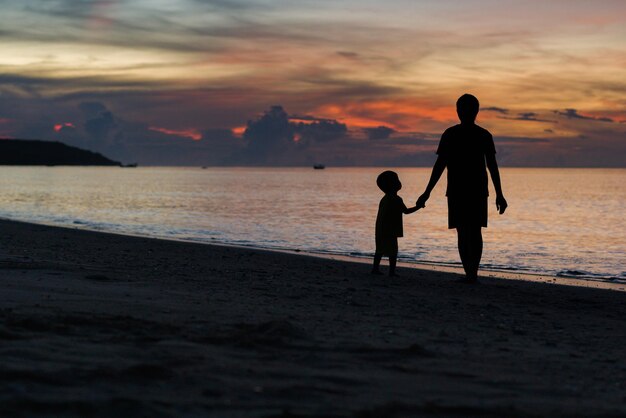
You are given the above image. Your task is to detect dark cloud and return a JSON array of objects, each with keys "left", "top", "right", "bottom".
[
  {"left": 493, "top": 136, "right": 549, "bottom": 144},
  {"left": 242, "top": 105, "right": 294, "bottom": 162},
  {"left": 296, "top": 119, "right": 347, "bottom": 143},
  {"left": 336, "top": 51, "right": 359, "bottom": 59},
  {"left": 517, "top": 112, "right": 547, "bottom": 121},
  {"left": 500, "top": 112, "right": 555, "bottom": 123},
  {"left": 384, "top": 133, "right": 439, "bottom": 146},
  {"left": 1, "top": 94, "right": 624, "bottom": 167},
  {"left": 14, "top": 118, "right": 56, "bottom": 140},
  {"left": 484, "top": 107, "right": 556, "bottom": 123},
  {"left": 79, "top": 102, "right": 108, "bottom": 118},
  {"left": 239, "top": 106, "right": 347, "bottom": 164},
  {"left": 80, "top": 102, "right": 117, "bottom": 141},
  {"left": 364, "top": 125, "right": 396, "bottom": 140},
  {"left": 554, "top": 109, "right": 614, "bottom": 123},
  {"left": 289, "top": 114, "right": 335, "bottom": 123},
  {"left": 293, "top": 73, "right": 403, "bottom": 99},
  {"left": 0, "top": 73, "right": 156, "bottom": 91},
  {"left": 201, "top": 128, "right": 236, "bottom": 142},
  {"left": 483, "top": 106, "right": 509, "bottom": 114},
  {"left": 494, "top": 135, "right": 626, "bottom": 168}
]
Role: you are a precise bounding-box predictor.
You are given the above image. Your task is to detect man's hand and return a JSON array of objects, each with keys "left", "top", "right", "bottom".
[
  {"left": 496, "top": 195, "right": 508, "bottom": 214},
  {"left": 416, "top": 192, "right": 430, "bottom": 208}
]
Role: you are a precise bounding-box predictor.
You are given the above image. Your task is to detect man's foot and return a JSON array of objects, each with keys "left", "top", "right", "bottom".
[{"left": 371, "top": 269, "right": 383, "bottom": 275}]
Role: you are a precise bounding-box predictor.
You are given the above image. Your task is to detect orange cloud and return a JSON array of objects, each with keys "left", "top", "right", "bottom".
[
  {"left": 312, "top": 100, "right": 456, "bottom": 131},
  {"left": 149, "top": 126, "right": 202, "bottom": 141},
  {"left": 231, "top": 126, "right": 246, "bottom": 136},
  {"left": 54, "top": 122, "right": 75, "bottom": 132}
]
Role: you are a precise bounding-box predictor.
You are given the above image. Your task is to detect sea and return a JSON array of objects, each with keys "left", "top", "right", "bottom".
[{"left": 0, "top": 166, "right": 623, "bottom": 283}]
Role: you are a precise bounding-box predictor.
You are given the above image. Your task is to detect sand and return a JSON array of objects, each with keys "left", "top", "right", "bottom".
[{"left": 0, "top": 219, "right": 625, "bottom": 417}]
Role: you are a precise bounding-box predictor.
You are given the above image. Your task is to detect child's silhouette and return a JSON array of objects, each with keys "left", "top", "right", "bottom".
[{"left": 372, "top": 171, "right": 422, "bottom": 277}]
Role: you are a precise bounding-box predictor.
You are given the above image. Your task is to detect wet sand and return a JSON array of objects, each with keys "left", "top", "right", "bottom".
[{"left": 0, "top": 219, "right": 625, "bottom": 417}]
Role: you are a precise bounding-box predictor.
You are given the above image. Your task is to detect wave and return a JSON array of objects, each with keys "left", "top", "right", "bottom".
[{"left": 0, "top": 211, "right": 623, "bottom": 285}]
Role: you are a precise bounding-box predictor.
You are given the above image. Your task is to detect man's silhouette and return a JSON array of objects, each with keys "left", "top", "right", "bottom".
[{"left": 417, "top": 94, "right": 507, "bottom": 283}]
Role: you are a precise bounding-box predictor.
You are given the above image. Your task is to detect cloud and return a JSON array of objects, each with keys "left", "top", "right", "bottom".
[
  {"left": 202, "top": 128, "right": 237, "bottom": 142},
  {"left": 239, "top": 105, "right": 348, "bottom": 164},
  {"left": 500, "top": 112, "right": 555, "bottom": 123},
  {"left": 295, "top": 120, "right": 347, "bottom": 143},
  {"left": 336, "top": 51, "right": 359, "bottom": 59},
  {"left": 1, "top": 91, "right": 624, "bottom": 167},
  {"left": 483, "top": 106, "right": 509, "bottom": 114},
  {"left": 364, "top": 125, "right": 396, "bottom": 140},
  {"left": 81, "top": 102, "right": 117, "bottom": 141},
  {"left": 242, "top": 105, "right": 294, "bottom": 162},
  {"left": 493, "top": 136, "right": 549, "bottom": 144},
  {"left": 289, "top": 114, "right": 335, "bottom": 123},
  {"left": 494, "top": 134, "right": 626, "bottom": 167},
  {"left": 78, "top": 102, "right": 108, "bottom": 117},
  {"left": 554, "top": 109, "right": 614, "bottom": 123}
]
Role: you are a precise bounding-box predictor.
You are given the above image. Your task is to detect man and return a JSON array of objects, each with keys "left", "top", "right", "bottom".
[{"left": 416, "top": 94, "right": 507, "bottom": 283}]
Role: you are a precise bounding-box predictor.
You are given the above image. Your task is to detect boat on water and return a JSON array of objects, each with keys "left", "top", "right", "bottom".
[{"left": 313, "top": 164, "right": 325, "bottom": 169}]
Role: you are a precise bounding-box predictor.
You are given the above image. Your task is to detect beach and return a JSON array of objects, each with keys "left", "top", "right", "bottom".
[{"left": 1, "top": 218, "right": 625, "bottom": 417}]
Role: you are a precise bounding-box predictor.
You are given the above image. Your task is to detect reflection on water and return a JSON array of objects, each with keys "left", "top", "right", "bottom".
[{"left": 0, "top": 167, "right": 623, "bottom": 281}]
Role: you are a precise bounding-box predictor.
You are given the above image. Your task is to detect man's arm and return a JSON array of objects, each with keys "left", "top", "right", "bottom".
[
  {"left": 486, "top": 153, "right": 507, "bottom": 214},
  {"left": 416, "top": 155, "right": 446, "bottom": 207}
]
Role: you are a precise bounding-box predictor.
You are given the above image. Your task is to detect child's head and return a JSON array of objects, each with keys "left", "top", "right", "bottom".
[{"left": 376, "top": 170, "right": 402, "bottom": 194}]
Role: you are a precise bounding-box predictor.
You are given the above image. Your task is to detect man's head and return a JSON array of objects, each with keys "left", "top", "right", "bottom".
[
  {"left": 456, "top": 94, "right": 480, "bottom": 124},
  {"left": 376, "top": 170, "right": 402, "bottom": 194}
]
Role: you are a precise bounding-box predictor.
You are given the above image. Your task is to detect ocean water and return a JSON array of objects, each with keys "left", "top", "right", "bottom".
[{"left": 0, "top": 166, "right": 623, "bottom": 282}]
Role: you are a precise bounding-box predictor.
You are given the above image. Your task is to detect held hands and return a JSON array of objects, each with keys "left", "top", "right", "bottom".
[
  {"left": 416, "top": 192, "right": 507, "bottom": 213},
  {"left": 496, "top": 195, "right": 508, "bottom": 214},
  {"left": 416, "top": 192, "right": 430, "bottom": 208}
]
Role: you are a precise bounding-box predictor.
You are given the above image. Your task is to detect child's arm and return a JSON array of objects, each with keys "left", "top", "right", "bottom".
[{"left": 403, "top": 205, "right": 421, "bottom": 215}]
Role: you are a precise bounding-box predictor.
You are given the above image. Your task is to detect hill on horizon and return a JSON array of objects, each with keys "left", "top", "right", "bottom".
[{"left": 0, "top": 139, "right": 121, "bottom": 166}]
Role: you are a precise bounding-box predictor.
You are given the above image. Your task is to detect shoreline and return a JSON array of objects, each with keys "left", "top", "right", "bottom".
[
  {"left": 1, "top": 218, "right": 626, "bottom": 416},
  {"left": 2, "top": 216, "right": 624, "bottom": 292}
]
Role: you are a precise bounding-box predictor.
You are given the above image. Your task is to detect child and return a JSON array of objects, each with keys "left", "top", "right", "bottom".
[{"left": 372, "top": 171, "right": 422, "bottom": 277}]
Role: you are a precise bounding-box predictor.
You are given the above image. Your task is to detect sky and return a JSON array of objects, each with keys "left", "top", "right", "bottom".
[{"left": 0, "top": 0, "right": 624, "bottom": 166}]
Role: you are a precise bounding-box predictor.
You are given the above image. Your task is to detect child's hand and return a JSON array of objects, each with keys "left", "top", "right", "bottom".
[{"left": 416, "top": 192, "right": 429, "bottom": 208}]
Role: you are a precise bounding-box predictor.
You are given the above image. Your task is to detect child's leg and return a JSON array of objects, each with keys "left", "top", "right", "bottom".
[
  {"left": 372, "top": 252, "right": 383, "bottom": 274},
  {"left": 388, "top": 253, "right": 397, "bottom": 276},
  {"left": 388, "top": 238, "right": 399, "bottom": 276}
]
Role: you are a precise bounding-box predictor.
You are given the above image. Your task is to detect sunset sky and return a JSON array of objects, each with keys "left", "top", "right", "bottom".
[{"left": 0, "top": 0, "right": 624, "bottom": 166}]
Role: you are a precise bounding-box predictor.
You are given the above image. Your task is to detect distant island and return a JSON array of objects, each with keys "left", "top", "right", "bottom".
[{"left": 0, "top": 139, "right": 121, "bottom": 166}]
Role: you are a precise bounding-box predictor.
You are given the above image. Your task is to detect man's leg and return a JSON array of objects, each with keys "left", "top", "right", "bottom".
[
  {"left": 456, "top": 227, "right": 470, "bottom": 277},
  {"left": 456, "top": 226, "right": 482, "bottom": 282},
  {"left": 467, "top": 226, "right": 483, "bottom": 280}
]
